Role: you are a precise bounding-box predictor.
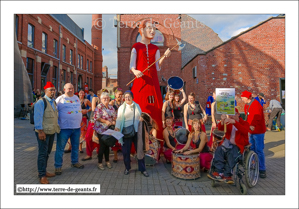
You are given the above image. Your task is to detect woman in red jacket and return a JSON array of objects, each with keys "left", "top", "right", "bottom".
[{"left": 207, "top": 108, "right": 250, "bottom": 184}]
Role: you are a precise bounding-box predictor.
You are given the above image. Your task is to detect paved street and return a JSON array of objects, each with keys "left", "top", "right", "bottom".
[{"left": 14, "top": 118, "right": 285, "bottom": 195}]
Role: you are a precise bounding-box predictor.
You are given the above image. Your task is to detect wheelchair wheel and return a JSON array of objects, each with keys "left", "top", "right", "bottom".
[
  {"left": 240, "top": 183, "right": 247, "bottom": 195},
  {"left": 245, "top": 150, "right": 259, "bottom": 188},
  {"left": 232, "top": 163, "right": 239, "bottom": 186}
]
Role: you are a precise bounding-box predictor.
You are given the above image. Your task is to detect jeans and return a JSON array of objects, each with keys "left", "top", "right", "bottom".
[
  {"left": 122, "top": 134, "right": 146, "bottom": 172},
  {"left": 249, "top": 133, "right": 266, "bottom": 171},
  {"left": 97, "top": 134, "right": 110, "bottom": 163},
  {"left": 213, "top": 145, "right": 241, "bottom": 177},
  {"left": 55, "top": 128, "right": 81, "bottom": 168},
  {"left": 268, "top": 108, "right": 283, "bottom": 129},
  {"left": 35, "top": 132, "right": 55, "bottom": 178}
]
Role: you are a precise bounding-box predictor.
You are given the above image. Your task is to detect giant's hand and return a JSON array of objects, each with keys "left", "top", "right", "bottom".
[
  {"left": 132, "top": 69, "right": 144, "bottom": 78},
  {"left": 164, "top": 48, "right": 171, "bottom": 58}
]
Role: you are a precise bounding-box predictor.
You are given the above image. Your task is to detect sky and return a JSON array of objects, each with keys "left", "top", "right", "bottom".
[{"left": 68, "top": 14, "right": 279, "bottom": 79}]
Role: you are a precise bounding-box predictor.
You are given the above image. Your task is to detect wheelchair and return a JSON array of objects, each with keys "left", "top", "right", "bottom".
[{"left": 209, "top": 130, "right": 259, "bottom": 195}]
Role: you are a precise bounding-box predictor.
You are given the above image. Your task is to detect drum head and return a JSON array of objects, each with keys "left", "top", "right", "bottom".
[
  {"left": 213, "top": 130, "right": 225, "bottom": 140},
  {"left": 175, "top": 127, "right": 189, "bottom": 144},
  {"left": 168, "top": 76, "right": 184, "bottom": 90}
]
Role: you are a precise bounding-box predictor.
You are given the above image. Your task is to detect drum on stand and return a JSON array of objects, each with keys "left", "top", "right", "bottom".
[
  {"left": 167, "top": 76, "right": 184, "bottom": 95},
  {"left": 171, "top": 151, "right": 200, "bottom": 179}
]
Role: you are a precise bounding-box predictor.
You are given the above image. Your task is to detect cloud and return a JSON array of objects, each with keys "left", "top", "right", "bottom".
[
  {"left": 189, "top": 14, "right": 278, "bottom": 41},
  {"left": 231, "top": 27, "right": 250, "bottom": 37}
]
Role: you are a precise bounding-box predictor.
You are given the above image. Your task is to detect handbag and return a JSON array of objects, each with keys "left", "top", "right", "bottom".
[
  {"left": 122, "top": 105, "right": 135, "bottom": 139},
  {"left": 101, "top": 125, "right": 117, "bottom": 147}
]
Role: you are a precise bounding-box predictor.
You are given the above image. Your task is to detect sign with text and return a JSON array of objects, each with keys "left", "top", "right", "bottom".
[{"left": 216, "top": 88, "right": 235, "bottom": 115}]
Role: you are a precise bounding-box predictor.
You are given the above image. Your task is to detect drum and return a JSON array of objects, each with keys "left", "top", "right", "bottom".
[
  {"left": 171, "top": 152, "right": 200, "bottom": 179},
  {"left": 145, "top": 136, "right": 161, "bottom": 165},
  {"left": 167, "top": 76, "right": 184, "bottom": 95},
  {"left": 175, "top": 127, "right": 189, "bottom": 145}
]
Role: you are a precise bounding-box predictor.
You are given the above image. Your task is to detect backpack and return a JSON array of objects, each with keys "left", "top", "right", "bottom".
[{"left": 29, "top": 98, "right": 51, "bottom": 124}]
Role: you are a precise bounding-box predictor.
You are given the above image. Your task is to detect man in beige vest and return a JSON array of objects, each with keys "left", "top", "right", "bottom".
[{"left": 34, "top": 82, "right": 60, "bottom": 184}]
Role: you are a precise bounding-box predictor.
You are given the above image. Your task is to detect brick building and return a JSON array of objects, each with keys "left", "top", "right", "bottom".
[
  {"left": 181, "top": 16, "right": 285, "bottom": 115},
  {"left": 15, "top": 14, "right": 103, "bottom": 93},
  {"left": 116, "top": 14, "right": 222, "bottom": 95},
  {"left": 117, "top": 14, "right": 285, "bottom": 120}
]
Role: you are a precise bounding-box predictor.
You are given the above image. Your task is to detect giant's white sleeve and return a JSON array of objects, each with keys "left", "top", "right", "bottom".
[
  {"left": 155, "top": 49, "right": 161, "bottom": 71},
  {"left": 129, "top": 48, "right": 137, "bottom": 74}
]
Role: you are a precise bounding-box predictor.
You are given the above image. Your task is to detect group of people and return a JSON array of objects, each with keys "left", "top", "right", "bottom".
[{"left": 33, "top": 18, "right": 280, "bottom": 185}]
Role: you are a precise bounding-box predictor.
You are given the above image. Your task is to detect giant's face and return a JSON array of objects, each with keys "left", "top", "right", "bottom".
[{"left": 142, "top": 22, "right": 156, "bottom": 40}]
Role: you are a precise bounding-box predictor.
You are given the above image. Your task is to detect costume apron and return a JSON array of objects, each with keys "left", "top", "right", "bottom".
[{"left": 131, "top": 42, "right": 163, "bottom": 140}]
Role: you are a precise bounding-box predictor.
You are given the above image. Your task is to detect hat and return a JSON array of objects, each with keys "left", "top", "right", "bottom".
[
  {"left": 259, "top": 93, "right": 264, "bottom": 97},
  {"left": 241, "top": 90, "right": 252, "bottom": 99},
  {"left": 43, "top": 82, "right": 55, "bottom": 90},
  {"left": 235, "top": 108, "right": 239, "bottom": 114},
  {"left": 124, "top": 90, "right": 134, "bottom": 98}
]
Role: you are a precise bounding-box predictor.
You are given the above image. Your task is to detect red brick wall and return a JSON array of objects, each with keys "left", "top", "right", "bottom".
[
  {"left": 16, "top": 14, "right": 99, "bottom": 92},
  {"left": 182, "top": 18, "right": 285, "bottom": 123}
]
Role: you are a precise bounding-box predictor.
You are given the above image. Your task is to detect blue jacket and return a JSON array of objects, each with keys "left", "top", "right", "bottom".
[{"left": 255, "top": 96, "right": 266, "bottom": 107}]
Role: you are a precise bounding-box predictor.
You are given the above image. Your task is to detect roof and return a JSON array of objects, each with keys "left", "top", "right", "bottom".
[
  {"left": 50, "top": 14, "right": 84, "bottom": 42},
  {"left": 181, "top": 16, "right": 285, "bottom": 69}
]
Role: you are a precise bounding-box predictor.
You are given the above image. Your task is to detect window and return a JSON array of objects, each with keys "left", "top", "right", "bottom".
[
  {"left": 77, "top": 54, "right": 80, "bottom": 68},
  {"left": 70, "top": 49, "right": 73, "bottom": 65},
  {"left": 136, "top": 29, "right": 164, "bottom": 46},
  {"left": 26, "top": 58, "right": 34, "bottom": 87},
  {"left": 41, "top": 62, "right": 50, "bottom": 88},
  {"left": 27, "top": 24, "right": 34, "bottom": 47},
  {"left": 71, "top": 72, "right": 73, "bottom": 84},
  {"left": 193, "top": 66, "right": 197, "bottom": 78},
  {"left": 61, "top": 70, "right": 66, "bottom": 90},
  {"left": 87, "top": 59, "right": 89, "bottom": 71},
  {"left": 62, "top": 45, "right": 66, "bottom": 62},
  {"left": 42, "top": 32, "right": 47, "bottom": 53},
  {"left": 52, "top": 66, "right": 57, "bottom": 89},
  {"left": 53, "top": 39, "right": 58, "bottom": 57},
  {"left": 90, "top": 61, "right": 92, "bottom": 72},
  {"left": 81, "top": 56, "right": 83, "bottom": 69},
  {"left": 86, "top": 77, "right": 89, "bottom": 86},
  {"left": 90, "top": 78, "right": 92, "bottom": 89},
  {"left": 15, "top": 15, "right": 19, "bottom": 39}
]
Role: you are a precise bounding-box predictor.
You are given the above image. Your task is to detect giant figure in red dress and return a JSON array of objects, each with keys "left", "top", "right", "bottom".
[{"left": 130, "top": 20, "right": 171, "bottom": 142}]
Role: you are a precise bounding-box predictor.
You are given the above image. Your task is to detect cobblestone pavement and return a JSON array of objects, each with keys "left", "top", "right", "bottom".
[{"left": 14, "top": 118, "right": 285, "bottom": 195}]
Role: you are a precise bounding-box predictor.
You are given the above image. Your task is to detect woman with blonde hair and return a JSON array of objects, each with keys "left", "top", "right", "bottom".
[{"left": 176, "top": 119, "right": 212, "bottom": 171}]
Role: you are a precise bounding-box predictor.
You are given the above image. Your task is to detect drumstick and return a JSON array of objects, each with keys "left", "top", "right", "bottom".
[
  {"left": 224, "top": 123, "right": 227, "bottom": 133},
  {"left": 126, "top": 43, "right": 179, "bottom": 86}
]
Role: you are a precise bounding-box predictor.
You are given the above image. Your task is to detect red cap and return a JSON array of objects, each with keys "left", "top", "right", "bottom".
[
  {"left": 43, "top": 82, "right": 55, "bottom": 90},
  {"left": 241, "top": 90, "right": 252, "bottom": 99},
  {"left": 235, "top": 108, "right": 239, "bottom": 114}
]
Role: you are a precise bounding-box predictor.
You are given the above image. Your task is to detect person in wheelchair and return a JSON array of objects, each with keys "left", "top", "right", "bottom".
[{"left": 208, "top": 108, "right": 250, "bottom": 184}]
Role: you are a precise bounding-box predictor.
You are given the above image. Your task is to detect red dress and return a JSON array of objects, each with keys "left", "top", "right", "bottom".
[{"left": 131, "top": 42, "right": 163, "bottom": 140}]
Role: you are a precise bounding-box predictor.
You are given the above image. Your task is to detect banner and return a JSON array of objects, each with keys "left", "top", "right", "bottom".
[{"left": 216, "top": 88, "right": 235, "bottom": 115}]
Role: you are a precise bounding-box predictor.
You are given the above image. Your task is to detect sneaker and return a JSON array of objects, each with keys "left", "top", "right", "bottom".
[
  {"left": 259, "top": 170, "right": 266, "bottom": 178},
  {"left": 276, "top": 128, "right": 281, "bottom": 132},
  {"left": 98, "top": 164, "right": 105, "bottom": 170},
  {"left": 124, "top": 169, "right": 129, "bottom": 175},
  {"left": 71, "top": 163, "right": 84, "bottom": 169},
  {"left": 55, "top": 167, "right": 62, "bottom": 175},
  {"left": 106, "top": 162, "right": 112, "bottom": 169},
  {"left": 207, "top": 171, "right": 223, "bottom": 181},
  {"left": 142, "top": 171, "right": 149, "bottom": 177},
  {"left": 223, "top": 176, "right": 234, "bottom": 184}
]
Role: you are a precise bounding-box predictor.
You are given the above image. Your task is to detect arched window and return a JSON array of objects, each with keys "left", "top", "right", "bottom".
[{"left": 136, "top": 29, "right": 164, "bottom": 46}]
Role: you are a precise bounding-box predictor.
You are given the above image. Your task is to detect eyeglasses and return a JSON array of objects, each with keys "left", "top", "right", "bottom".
[
  {"left": 48, "top": 89, "right": 56, "bottom": 92},
  {"left": 102, "top": 97, "right": 110, "bottom": 100},
  {"left": 124, "top": 96, "right": 132, "bottom": 99}
]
